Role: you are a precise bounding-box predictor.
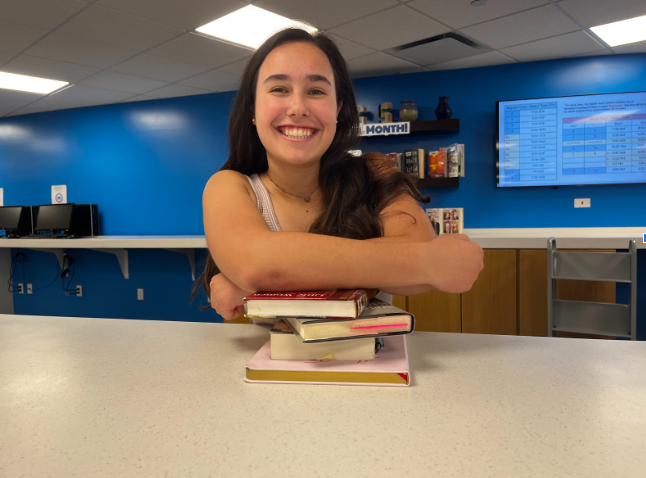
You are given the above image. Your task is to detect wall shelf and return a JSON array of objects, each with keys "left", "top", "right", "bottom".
[{"left": 417, "top": 177, "right": 459, "bottom": 189}]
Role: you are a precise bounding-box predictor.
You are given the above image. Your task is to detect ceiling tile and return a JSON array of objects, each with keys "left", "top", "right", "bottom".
[
  {"left": 0, "top": 49, "right": 15, "bottom": 65},
  {"left": 558, "top": 0, "right": 646, "bottom": 28},
  {"left": 391, "top": 37, "right": 479, "bottom": 66},
  {"left": 9, "top": 85, "right": 132, "bottom": 116},
  {"left": 572, "top": 50, "right": 612, "bottom": 58},
  {"left": 216, "top": 59, "right": 249, "bottom": 76},
  {"left": 500, "top": 31, "right": 605, "bottom": 62},
  {"left": 110, "top": 54, "right": 209, "bottom": 83},
  {"left": 2, "top": 54, "right": 99, "bottom": 82},
  {"left": 0, "top": 0, "right": 88, "bottom": 30},
  {"left": 253, "top": 0, "right": 398, "bottom": 30},
  {"left": 0, "top": 21, "right": 46, "bottom": 54},
  {"left": 97, "top": 0, "right": 245, "bottom": 30},
  {"left": 25, "top": 32, "right": 138, "bottom": 69},
  {"left": 0, "top": 89, "right": 42, "bottom": 117},
  {"left": 57, "top": 4, "right": 184, "bottom": 51},
  {"left": 427, "top": 51, "right": 516, "bottom": 71},
  {"left": 461, "top": 4, "right": 579, "bottom": 49},
  {"left": 178, "top": 70, "right": 240, "bottom": 92},
  {"left": 613, "top": 40, "right": 646, "bottom": 55},
  {"left": 327, "top": 34, "right": 375, "bottom": 61},
  {"left": 118, "top": 94, "right": 158, "bottom": 103},
  {"left": 407, "top": 0, "right": 549, "bottom": 29},
  {"left": 329, "top": 5, "right": 450, "bottom": 51},
  {"left": 145, "top": 84, "right": 214, "bottom": 99},
  {"left": 148, "top": 33, "right": 252, "bottom": 69},
  {"left": 347, "top": 52, "right": 423, "bottom": 78},
  {"left": 78, "top": 71, "right": 169, "bottom": 94}
]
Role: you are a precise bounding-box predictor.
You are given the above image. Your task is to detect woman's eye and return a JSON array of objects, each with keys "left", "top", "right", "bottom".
[
  {"left": 270, "top": 87, "right": 287, "bottom": 93},
  {"left": 309, "top": 89, "right": 325, "bottom": 95}
]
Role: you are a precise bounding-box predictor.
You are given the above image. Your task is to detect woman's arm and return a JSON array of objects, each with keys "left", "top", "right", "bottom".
[{"left": 203, "top": 170, "right": 483, "bottom": 294}]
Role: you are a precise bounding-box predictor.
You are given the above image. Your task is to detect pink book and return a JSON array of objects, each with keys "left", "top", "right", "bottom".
[{"left": 244, "top": 335, "right": 410, "bottom": 387}]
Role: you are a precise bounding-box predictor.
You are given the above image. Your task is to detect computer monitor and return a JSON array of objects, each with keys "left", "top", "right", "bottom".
[
  {"left": 35, "top": 204, "right": 74, "bottom": 232},
  {"left": 0, "top": 207, "right": 22, "bottom": 231}
]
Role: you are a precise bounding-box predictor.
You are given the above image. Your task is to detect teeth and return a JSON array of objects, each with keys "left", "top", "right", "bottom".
[{"left": 281, "top": 128, "right": 314, "bottom": 138}]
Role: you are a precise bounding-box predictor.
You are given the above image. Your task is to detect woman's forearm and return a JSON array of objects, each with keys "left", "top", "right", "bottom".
[
  {"left": 239, "top": 231, "right": 429, "bottom": 292},
  {"left": 379, "top": 284, "right": 434, "bottom": 296}
]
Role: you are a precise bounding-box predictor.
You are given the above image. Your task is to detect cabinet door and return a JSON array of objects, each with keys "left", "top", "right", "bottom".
[
  {"left": 462, "top": 249, "right": 517, "bottom": 335},
  {"left": 519, "top": 250, "right": 548, "bottom": 336},
  {"left": 408, "top": 290, "right": 461, "bottom": 332}
]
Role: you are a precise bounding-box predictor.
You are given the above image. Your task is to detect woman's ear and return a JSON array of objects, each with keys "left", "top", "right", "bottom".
[{"left": 336, "top": 101, "right": 343, "bottom": 117}]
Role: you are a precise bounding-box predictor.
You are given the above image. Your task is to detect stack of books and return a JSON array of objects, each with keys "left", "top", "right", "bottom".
[{"left": 242, "top": 289, "right": 415, "bottom": 387}]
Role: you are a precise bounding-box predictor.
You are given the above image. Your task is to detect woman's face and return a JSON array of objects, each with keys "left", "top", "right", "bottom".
[{"left": 254, "top": 41, "right": 341, "bottom": 168}]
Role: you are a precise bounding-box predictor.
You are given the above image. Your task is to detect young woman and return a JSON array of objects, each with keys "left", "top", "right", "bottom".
[{"left": 193, "top": 28, "right": 484, "bottom": 320}]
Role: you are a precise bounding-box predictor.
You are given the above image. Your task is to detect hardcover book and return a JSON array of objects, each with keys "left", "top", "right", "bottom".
[
  {"left": 404, "top": 148, "right": 426, "bottom": 179},
  {"left": 269, "top": 320, "right": 376, "bottom": 361},
  {"left": 282, "top": 299, "right": 415, "bottom": 343},
  {"left": 244, "top": 289, "right": 374, "bottom": 319},
  {"left": 245, "top": 335, "right": 410, "bottom": 386}
]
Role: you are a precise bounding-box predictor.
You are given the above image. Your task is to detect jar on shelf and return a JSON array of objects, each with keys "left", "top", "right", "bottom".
[
  {"left": 399, "top": 100, "right": 418, "bottom": 122},
  {"left": 435, "top": 96, "right": 452, "bottom": 120}
]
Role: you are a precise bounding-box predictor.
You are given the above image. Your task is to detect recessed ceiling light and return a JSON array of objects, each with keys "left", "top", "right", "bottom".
[
  {"left": 590, "top": 14, "right": 646, "bottom": 47},
  {"left": 0, "top": 71, "right": 69, "bottom": 95},
  {"left": 195, "top": 5, "right": 317, "bottom": 50}
]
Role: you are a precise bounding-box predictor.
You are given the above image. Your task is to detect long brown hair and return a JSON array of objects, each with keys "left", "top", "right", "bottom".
[{"left": 191, "top": 28, "right": 429, "bottom": 306}]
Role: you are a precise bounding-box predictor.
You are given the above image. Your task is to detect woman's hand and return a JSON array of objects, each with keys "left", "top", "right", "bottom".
[
  {"left": 424, "top": 234, "right": 484, "bottom": 293},
  {"left": 209, "top": 273, "right": 253, "bottom": 320}
]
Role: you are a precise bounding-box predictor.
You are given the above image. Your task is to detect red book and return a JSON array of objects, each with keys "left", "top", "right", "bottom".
[{"left": 244, "top": 289, "right": 375, "bottom": 319}]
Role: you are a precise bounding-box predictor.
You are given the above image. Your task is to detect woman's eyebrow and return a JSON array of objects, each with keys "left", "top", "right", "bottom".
[{"left": 263, "top": 74, "right": 331, "bottom": 85}]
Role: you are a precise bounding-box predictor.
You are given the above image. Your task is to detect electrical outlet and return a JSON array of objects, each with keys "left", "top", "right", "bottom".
[
  {"left": 137, "top": 288, "right": 144, "bottom": 301},
  {"left": 76, "top": 285, "right": 82, "bottom": 297},
  {"left": 574, "top": 198, "right": 591, "bottom": 208},
  {"left": 17, "top": 283, "right": 24, "bottom": 294},
  {"left": 27, "top": 284, "right": 33, "bottom": 294}
]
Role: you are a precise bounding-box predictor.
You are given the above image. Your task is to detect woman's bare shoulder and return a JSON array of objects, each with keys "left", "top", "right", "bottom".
[{"left": 204, "top": 170, "right": 255, "bottom": 202}]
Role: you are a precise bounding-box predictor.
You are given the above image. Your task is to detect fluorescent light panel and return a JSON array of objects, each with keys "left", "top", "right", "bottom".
[
  {"left": 0, "top": 71, "right": 68, "bottom": 94},
  {"left": 196, "top": 5, "right": 317, "bottom": 49},
  {"left": 590, "top": 14, "right": 646, "bottom": 47}
]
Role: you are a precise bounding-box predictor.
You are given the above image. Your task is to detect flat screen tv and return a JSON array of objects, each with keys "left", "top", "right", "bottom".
[{"left": 496, "top": 91, "right": 646, "bottom": 187}]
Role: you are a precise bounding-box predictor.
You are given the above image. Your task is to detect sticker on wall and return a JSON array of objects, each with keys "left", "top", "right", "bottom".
[
  {"left": 0, "top": 188, "right": 3, "bottom": 207},
  {"left": 51, "top": 185, "right": 67, "bottom": 204}
]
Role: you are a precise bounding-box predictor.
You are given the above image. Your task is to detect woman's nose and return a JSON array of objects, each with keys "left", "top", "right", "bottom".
[{"left": 286, "top": 92, "right": 309, "bottom": 117}]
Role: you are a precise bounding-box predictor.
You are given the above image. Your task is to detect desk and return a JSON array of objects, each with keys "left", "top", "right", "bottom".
[{"left": 1, "top": 314, "right": 645, "bottom": 477}]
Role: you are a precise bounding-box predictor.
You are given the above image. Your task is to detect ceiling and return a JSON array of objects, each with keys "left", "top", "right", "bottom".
[{"left": 1, "top": 0, "right": 645, "bottom": 118}]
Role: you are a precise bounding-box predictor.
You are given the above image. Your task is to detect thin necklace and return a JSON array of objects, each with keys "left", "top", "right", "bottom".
[{"left": 266, "top": 174, "right": 318, "bottom": 203}]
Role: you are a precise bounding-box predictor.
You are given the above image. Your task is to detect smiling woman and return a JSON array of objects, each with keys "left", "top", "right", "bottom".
[{"left": 191, "top": 28, "right": 484, "bottom": 321}]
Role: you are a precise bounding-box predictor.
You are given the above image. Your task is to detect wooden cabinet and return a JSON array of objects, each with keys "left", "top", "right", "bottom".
[
  {"left": 408, "top": 290, "right": 461, "bottom": 332},
  {"left": 462, "top": 249, "right": 517, "bottom": 335}
]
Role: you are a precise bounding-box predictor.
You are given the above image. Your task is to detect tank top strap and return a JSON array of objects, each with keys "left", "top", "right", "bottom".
[{"left": 245, "top": 173, "right": 282, "bottom": 232}]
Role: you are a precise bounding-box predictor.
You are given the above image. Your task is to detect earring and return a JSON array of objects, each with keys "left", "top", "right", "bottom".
[{"left": 252, "top": 118, "right": 256, "bottom": 124}]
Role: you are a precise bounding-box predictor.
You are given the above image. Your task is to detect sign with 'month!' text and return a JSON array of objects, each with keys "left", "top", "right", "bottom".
[{"left": 360, "top": 122, "right": 410, "bottom": 137}]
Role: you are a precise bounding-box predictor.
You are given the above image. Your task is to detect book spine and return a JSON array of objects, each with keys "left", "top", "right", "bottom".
[{"left": 404, "top": 149, "right": 419, "bottom": 178}]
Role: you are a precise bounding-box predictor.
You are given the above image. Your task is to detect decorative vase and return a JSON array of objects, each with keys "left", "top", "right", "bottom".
[
  {"left": 399, "top": 100, "right": 418, "bottom": 122},
  {"left": 435, "top": 96, "right": 452, "bottom": 120}
]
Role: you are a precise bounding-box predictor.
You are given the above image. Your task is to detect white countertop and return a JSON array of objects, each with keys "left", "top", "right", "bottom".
[
  {"left": 1, "top": 314, "right": 645, "bottom": 478},
  {"left": 0, "top": 228, "right": 643, "bottom": 249}
]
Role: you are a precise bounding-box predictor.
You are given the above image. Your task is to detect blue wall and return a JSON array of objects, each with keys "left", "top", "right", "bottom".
[
  {"left": 1, "top": 52, "right": 645, "bottom": 327},
  {"left": 354, "top": 53, "right": 646, "bottom": 227}
]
